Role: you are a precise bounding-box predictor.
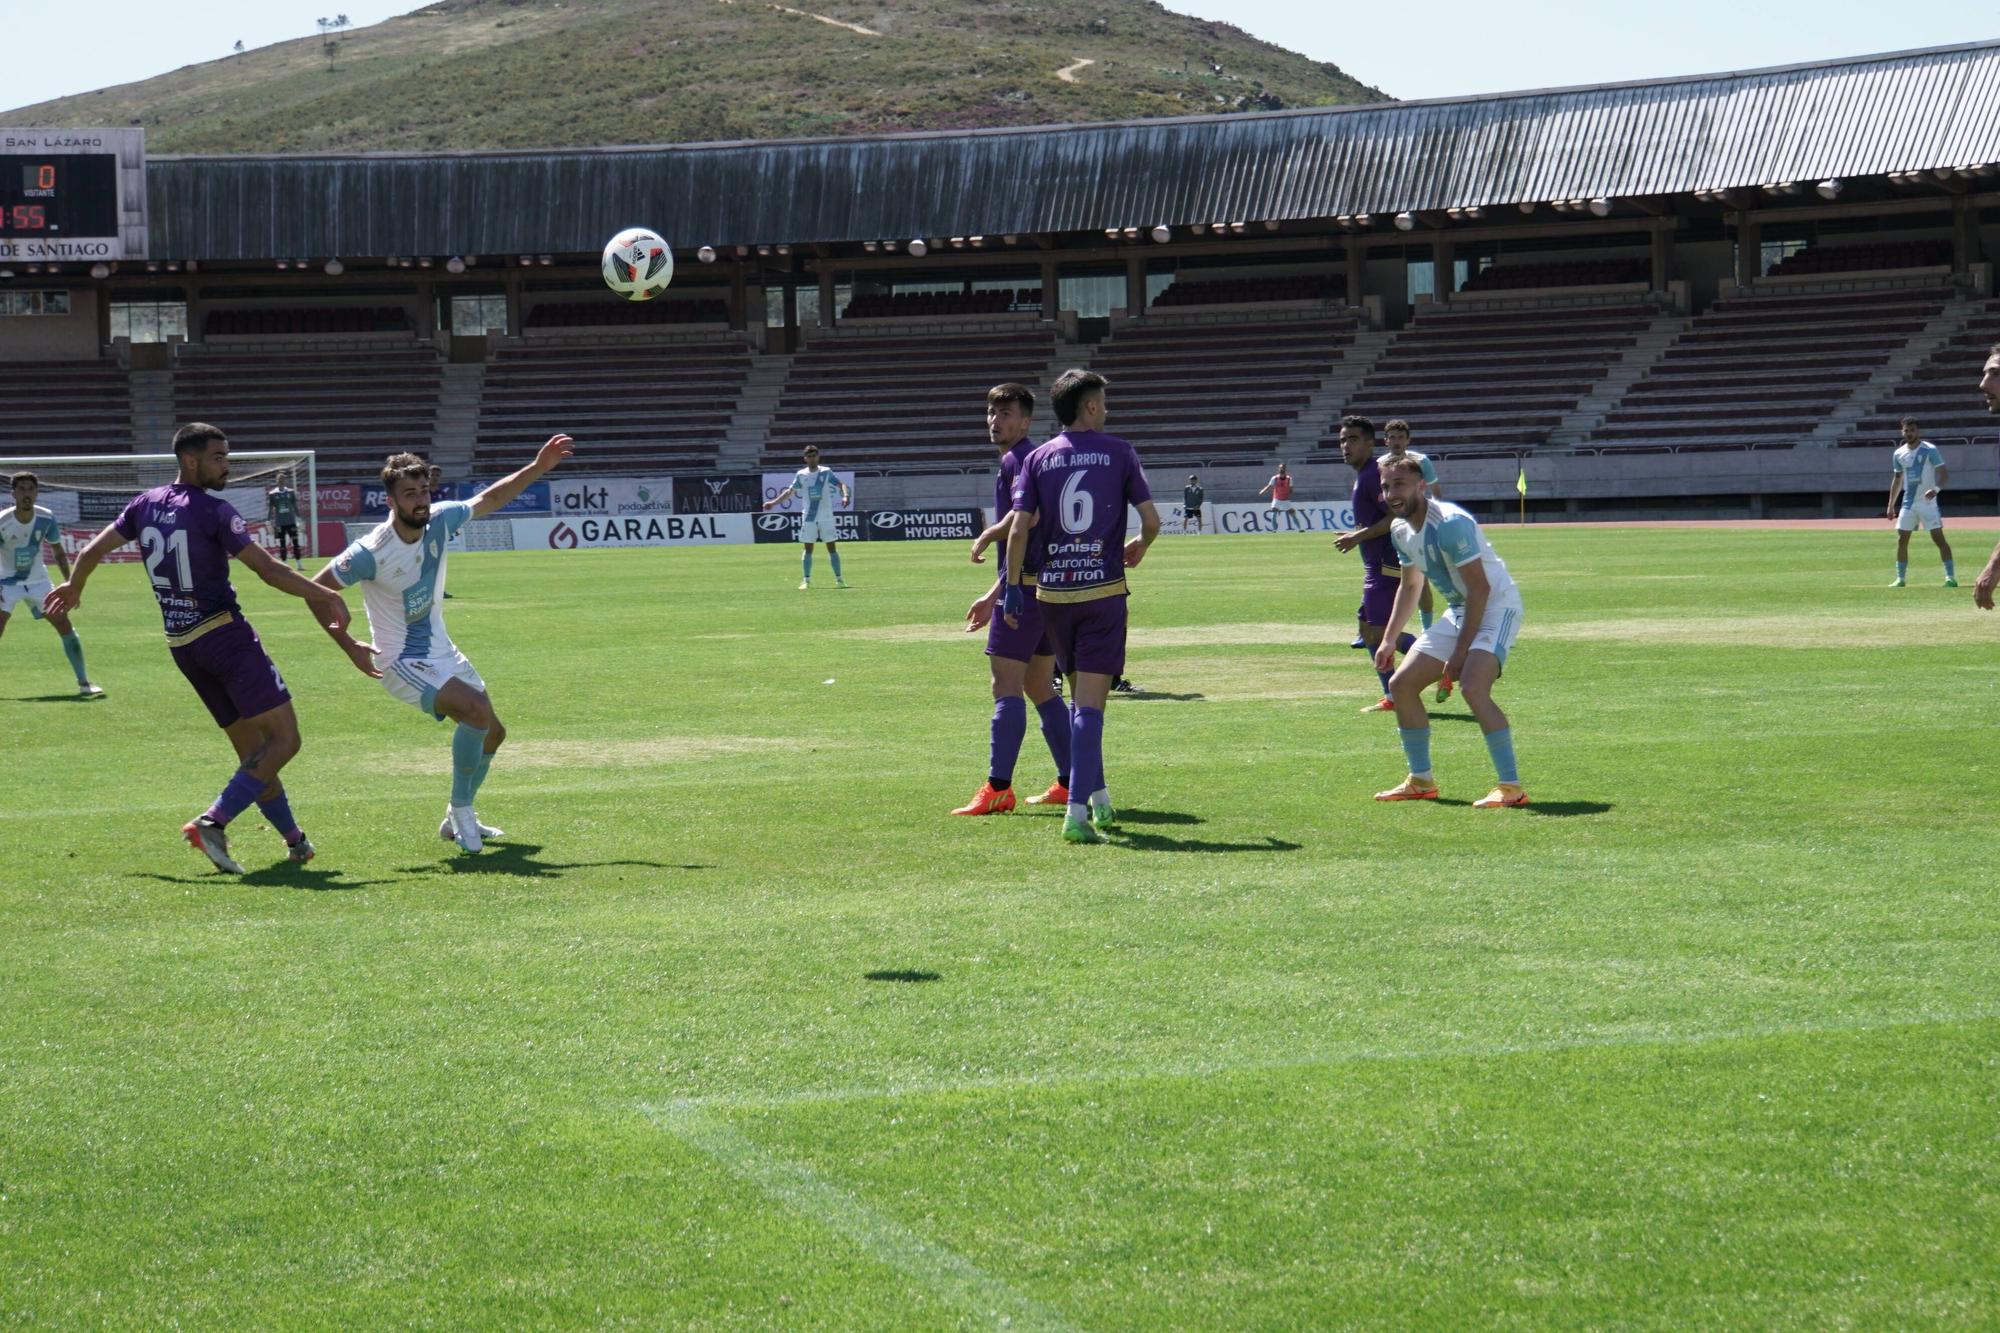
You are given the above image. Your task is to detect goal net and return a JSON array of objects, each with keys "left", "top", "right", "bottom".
[{"left": 0, "top": 450, "right": 320, "bottom": 558}]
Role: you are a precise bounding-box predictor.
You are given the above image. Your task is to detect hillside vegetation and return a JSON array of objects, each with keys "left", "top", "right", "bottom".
[{"left": 4, "top": 0, "right": 1388, "bottom": 153}]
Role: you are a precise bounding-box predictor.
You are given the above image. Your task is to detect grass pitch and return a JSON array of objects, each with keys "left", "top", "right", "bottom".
[{"left": 4, "top": 528, "right": 1997, "bottom": 1328}]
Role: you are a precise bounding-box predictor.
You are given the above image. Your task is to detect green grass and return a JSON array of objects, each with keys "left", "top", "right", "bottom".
[
  {"left": 3, "top": 528, "right": 1998, "bottom": 1328},
  {"left": 5, "top": 0, "right": 1386, "bottom": 153}
]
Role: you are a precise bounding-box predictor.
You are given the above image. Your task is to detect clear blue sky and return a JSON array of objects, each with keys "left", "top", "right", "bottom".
[{"left": 3, "top": 1, "right": 1992, "bottom": 110}]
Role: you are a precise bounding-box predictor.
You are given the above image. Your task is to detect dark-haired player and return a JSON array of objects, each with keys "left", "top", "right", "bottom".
[
  {"left": 1, "top": 472, "right": 102, "bottom": 696},
  {"left": 47, "top": 423, "right": 353, "bottom": 872},
  {"left": 266, "top": 472, "right": 304, "bottom": 570},
  {"left": 1970, "top": 346, "right": 2000, "bottom": 609},
  {"left": 1331, "top": 416, "right": 1415, "bottom": 713},
  {"left": 1003, "top": 369, "right": 1161, "bottom": 843},
  {"left": 1885, "top": 417, "right": 1954, "bottom": 588},
  {"left": 956, "top": 383, "right": 1069, "bottom": 815},
  {"left": 313, "top": 437, "right": 572, "bottom": 854}
]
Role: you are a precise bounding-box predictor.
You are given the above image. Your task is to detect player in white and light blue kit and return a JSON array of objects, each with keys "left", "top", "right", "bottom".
[
  {"left": 0, "top": 473, "right": 102, "bottom": 696},
  {"left": 313, "top": 437, "right": 574, "bottom": 853},
  {"left": 1371, "top": 455, "right": 1527, "bottom": 808},
  {"left": 1886, "top": 418, "right": 1954, "bottom": 588},
  {"left": 762, "top": 445, "right": 851, "bottom": 589}
]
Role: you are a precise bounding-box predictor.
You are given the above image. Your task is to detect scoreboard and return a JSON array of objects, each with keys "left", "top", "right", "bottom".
[{"left": 0, "top": 129, "right": 147, "bottom": 262}]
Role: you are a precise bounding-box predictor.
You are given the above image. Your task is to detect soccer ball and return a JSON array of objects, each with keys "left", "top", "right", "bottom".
[{"left": 601, "top": 227, "right": 675, "bottom": 301}]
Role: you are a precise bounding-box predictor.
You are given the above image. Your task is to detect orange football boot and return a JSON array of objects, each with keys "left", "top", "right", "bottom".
[
  {"left": 951, "top": 782, "right": 1017, "bottom": 816},
  {"left": 1473, "top": 783, "right": 1530, "bottom": 808},
  {"left": 1359, "top": 697, "right": 1396, "bottom": 713},
  {"left": 1374, "top": 775, "right": 1440, "bottom": 802},
  {"left": 1023, "top": 781, "right": 1069, "bottom": 806}
]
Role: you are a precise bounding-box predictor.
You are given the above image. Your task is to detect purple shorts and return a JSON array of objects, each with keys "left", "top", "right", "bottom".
[
  {"left": 170, "top": 615, "right": 292, "bottom": 729},
  {"left": 1040, "top": 594, "right": 1129, "bottom": 677},
  {"left": 986, "top": 585, "right": 1056, "bottom": 663},
  {"left": 1359, "top": 563, "right": 1401, "bottom": 628}
]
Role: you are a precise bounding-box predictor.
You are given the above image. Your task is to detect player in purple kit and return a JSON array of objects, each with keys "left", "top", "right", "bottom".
[
  {"left": 956, "top": 383, "right": 1071, "bottom": 815},
  {"left": 1002, "top": 369, "right": 1161, "bottom": 844},
  {"left": 46, "top": 423, "right": 353, "bottom": 874},
  {"left": 1333, "top": 415, "right": 1418, "bottom": 713}
]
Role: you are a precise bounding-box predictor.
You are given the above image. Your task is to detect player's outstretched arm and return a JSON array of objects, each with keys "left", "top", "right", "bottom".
[
  {"left": 761, "top": 486, "right": 796, "bottom": 511},
  {"left": 1123, "top": 501, "right": 1162, "bottom": 568},
  {"left": 308, "top": 566, "right": 382, "bottom": 677},
  {"left": 42, "top": 524, "right": 128, "bottom": 615},
  {"left": 237, "top": 542, "right": 351, "bottom": 633},
  {"left": 472, "top": 434, "right": 574, "bottom": 518}
]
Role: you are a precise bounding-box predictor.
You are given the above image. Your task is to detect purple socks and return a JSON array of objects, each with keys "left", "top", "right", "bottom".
[
  {"left": 206, "top": 767, "right": 266, "bottom": 827},
  {"left": 989, "top": 696, "right": 1027, "bottom": 786}
]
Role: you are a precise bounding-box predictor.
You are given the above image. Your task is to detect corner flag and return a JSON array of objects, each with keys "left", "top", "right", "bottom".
[{"left": 1515, "top": 467, "right": 1527, "bottom": 496}]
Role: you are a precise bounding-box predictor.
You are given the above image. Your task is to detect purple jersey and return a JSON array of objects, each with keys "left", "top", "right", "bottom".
[
  {"left": 1351, "top": 457, "right": 1396, "bottom": 567},
  {"left": 1011, "top": 428, "right": 1151, "bottom": 603},
  {"left": 114, "top": 483, "right": 251, "bottom": 639},
  {"left": 994, "top": 439, "right": 1041, "bottom": 582}
]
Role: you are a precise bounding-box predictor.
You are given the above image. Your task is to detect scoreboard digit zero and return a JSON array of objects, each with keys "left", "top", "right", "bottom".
[{"left": 0, "top": 129, "right": 147, "bottom": 262}]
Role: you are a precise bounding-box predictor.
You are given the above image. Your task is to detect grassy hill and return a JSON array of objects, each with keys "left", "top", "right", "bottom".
[{"left": 2, "top": 0, "right": 1389, "bottom": 154}]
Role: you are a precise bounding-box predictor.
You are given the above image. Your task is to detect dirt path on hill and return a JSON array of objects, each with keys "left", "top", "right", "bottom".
[{"left": 1057, "top": 57, "right": 1096, "bottom": 83}]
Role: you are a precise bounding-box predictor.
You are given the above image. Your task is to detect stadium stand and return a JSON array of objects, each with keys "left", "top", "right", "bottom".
[
  {"left": 1325, "top": 304, "right": 1656, "bottom": 455},
  {"left": 1588, "top": 288, "right": 1954, "bottom": 451},
  {"left": 1838, "top": 297, "right": 2000, "bottom": 447},
  {"left": 169, "top": 341, "right": 443, "bottom": 478},
  {"left": 1764, "top": 239, "right": 1953, "bottom": 278},
  {"left": 1457, "top": 259, "right": 1650, "bottom": 293},
  {"left": 1150, "top": 275, "right": 1345, "bottom": 307},
  {"left": 758, "top": 326, "right": 1061, "bottom": 470},
  {"left": 0, "top": 359, "right": 134, "bottom": 457},
  {"left": 473, "top": 335, "right": 753, "bottom": 475},
  {"left": 526, "top": 299, "right": 730, "bottom": 328},
  {"left": 840, "top": 289, "right": 1041, "bottom": 319},
  {"left": 204, "top": 306, "right": 411, "bottom": 337},
  {"left": 1089, "top": 316, "right": 1358, "bottom": 458}
]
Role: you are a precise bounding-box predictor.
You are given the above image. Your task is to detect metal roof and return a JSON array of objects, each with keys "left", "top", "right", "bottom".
[{"left": 145, "top": 38, "right": 2000, "bottom": 260}]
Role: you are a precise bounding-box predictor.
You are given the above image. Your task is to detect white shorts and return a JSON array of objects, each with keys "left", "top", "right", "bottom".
[
  {"left": 382, "top": 648, "right": 485, "bottom": 719},
  {"left": 1267, "top": 499, "right": 1294, "bottom": 512},
  {"left": 797, "top": 515, "right": 841, "bottom": 544},
  {"left": 1896, "top": 497, "right": 1943, "bottom": 532},
  {"left": 0, "top": 574, "right": 52, "bottom": 619},
  {"left": 1412, "top": 600, "right": 1523, "bottom": 668}
]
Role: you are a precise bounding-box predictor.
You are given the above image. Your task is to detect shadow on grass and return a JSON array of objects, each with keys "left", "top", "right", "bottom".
[
  {"left": 864, "top": 969, "right": 942, "bottom": 983},
  {"left": 1111, "top": 808, "right": 1203, "bottom": 826},
  {"left": 1525, "top": 801, "right": 1615, "bottom": 817},
  {"left": 138, "top": 865, "right": 391, "bottom": 891},
  {"left": 1115, "top": 831, "right": 1301, "bottom": 854},
  {"left": 1112, "top": 689, "right": 1206, "bottom": 702},
  {"left": 399, "top": 841, "right": 700, "bottom": 878},
  {"left": 12, "top": 693, "right": 109, "bottom": 704}
]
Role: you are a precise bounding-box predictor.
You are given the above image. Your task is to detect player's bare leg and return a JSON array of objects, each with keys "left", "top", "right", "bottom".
[
  {"left": 1457, "top": 651, "right": 1527, "bottom": 807},
  {"left": 799, "top": 541, "right": 815, "bottom": 589},
  {"left": 1893, "top": 529, "right": 1911, "bottom": 586},
  {"left": 825, "top": 540, "right": 847, "bottom": 588},
  {"left": 1932, "top": 527, "right": 1957, "bottom": 586},
  {"left": 187, "top": 702, "right": 307, "bottom": 871},
  {"left": 435, "top": 677, "right": 507, "bottom": 852},
  {"left": 41, "top": 606, "right": 104, "bottom": 696}
]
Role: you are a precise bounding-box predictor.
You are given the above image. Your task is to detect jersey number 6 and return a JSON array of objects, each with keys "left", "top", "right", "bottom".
[{"left": 1059, "top": 471, "right": 1095, "bottom": 536}]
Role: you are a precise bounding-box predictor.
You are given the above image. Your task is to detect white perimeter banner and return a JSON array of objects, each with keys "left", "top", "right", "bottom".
[
  {"left": 1202, "top": 500, "right": 1358, "bottom": 534},
  {"left": 761, "top": 470, "right": 856, "bottom": 513},
  {"left": 511, "top": 513, "right": 753, "bottom": 549},
  {"left": 546, "top": 476, "right": 676, "bottom": 517}
]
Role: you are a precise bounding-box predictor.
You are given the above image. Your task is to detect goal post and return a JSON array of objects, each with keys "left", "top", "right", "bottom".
[{"left": 0, "top": 450, "right": 321, "bottom": 557}]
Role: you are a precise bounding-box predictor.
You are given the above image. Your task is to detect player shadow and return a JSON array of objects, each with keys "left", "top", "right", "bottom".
[
  {"left": 1110, "top": 808, "right": 1203, "bottom": 826},
  {"left": 401, "top": 842, "right": 696, "bottom": 878},
  {"left": 136, "top": 865, "right": 390, "bottom": 891},
  {"left": 1112, "top": 689, "right": 1206, "bottom": 702},
  {"left": 864, "top": 969, "right": 942, "bottom": 983},
  {"left": 1115, "top": 831, "right": 1301, "bottom": 854},
  {"left": 12, "top": 693, "right": 109, "bottom": 704},
  {"left": 1524, "top": 801, "right": 1615, "bottom": 818}
]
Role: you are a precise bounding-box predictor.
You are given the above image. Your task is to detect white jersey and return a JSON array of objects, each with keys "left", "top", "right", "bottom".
[
  {"left": 330, "top": 500, "right": 474, "bottom": 661},
  {"left": 790, "top": 467, "right": 844, "bottom": 522},
  {"left": 1391, "top": 499, "right": 1520, "bottom": 611},
  {"left": 0, "top": 505, "right": 61, "bottom": 586},
  {"left": 1892, "top": 441, "right": 1944, "bottom": 506}
]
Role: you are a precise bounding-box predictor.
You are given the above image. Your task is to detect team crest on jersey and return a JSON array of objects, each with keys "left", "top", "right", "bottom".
[{"left": 229, "top": 515, "right": 247, "bottom": 535}]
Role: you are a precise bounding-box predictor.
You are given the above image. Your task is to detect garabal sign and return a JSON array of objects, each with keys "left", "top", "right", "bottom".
[
  {"left": 511, "top": 514, "right": 752, "bottom": 549},
  {"left": 864, "top": 508, "right": 982, "bottom": 541}
]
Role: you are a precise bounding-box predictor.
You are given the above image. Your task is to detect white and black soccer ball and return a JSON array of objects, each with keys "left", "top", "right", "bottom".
[{"left": 601, "top": 227, "right": 675, "bottom": 301}]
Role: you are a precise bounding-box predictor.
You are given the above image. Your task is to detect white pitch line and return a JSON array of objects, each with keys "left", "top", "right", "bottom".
[
  {"left": 647, "top": 1105, "right": 1080, "bottom": 1332},
  {"left": 648, "top": 1007, "right": 2000, "bottom": 1115}
]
